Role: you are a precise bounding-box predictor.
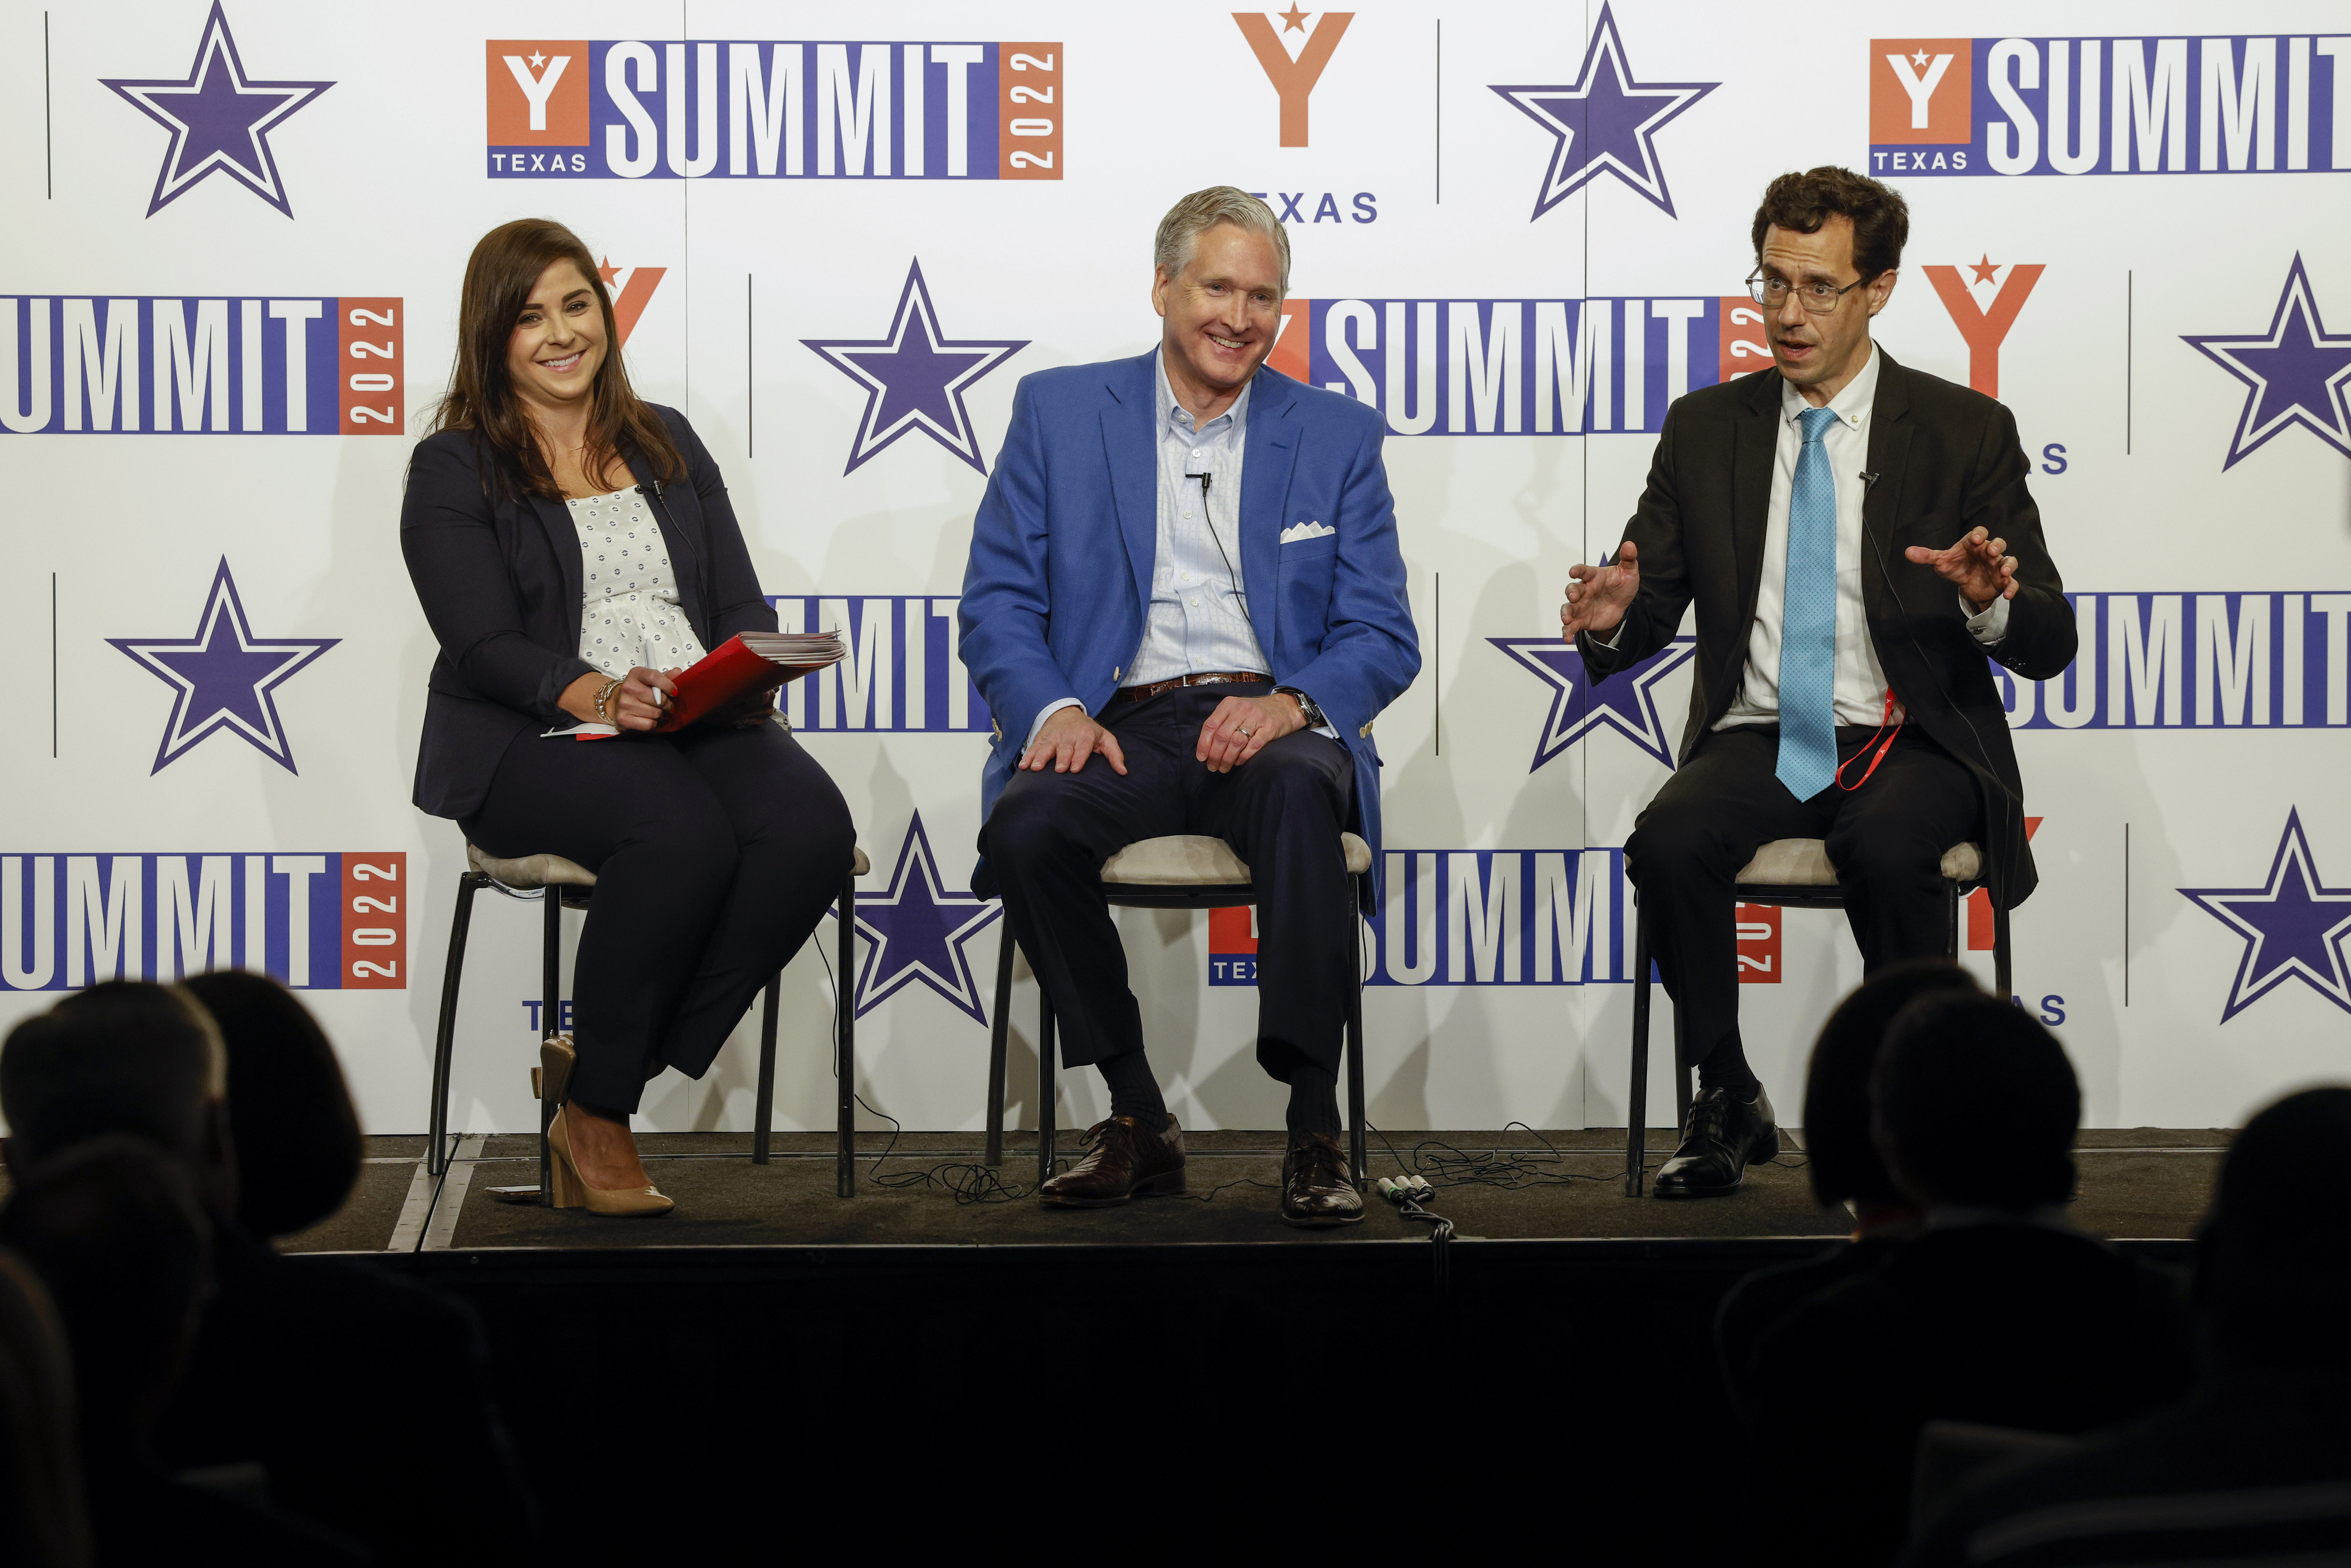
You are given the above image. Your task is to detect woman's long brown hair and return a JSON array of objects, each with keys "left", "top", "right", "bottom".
[{"left": 428, "top": 218, "right": 684, "bottom": 499}]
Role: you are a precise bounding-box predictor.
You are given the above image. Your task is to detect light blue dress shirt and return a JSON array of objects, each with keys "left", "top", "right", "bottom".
[{"left": 1026, "top": 355, "right": 1332, "bottom": 744}]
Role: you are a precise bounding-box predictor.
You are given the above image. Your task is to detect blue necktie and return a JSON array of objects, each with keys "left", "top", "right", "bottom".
[{"left": 1776, "top": 407, "right": 1841, "bottom": 801}]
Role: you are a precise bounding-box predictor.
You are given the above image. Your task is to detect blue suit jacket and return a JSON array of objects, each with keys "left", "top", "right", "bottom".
[{"left": 960, "top": 349, "right": 1421, "bottom": 905}]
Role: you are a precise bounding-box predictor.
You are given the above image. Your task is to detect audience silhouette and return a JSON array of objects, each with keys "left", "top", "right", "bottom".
[
  {"left": 3, "top": 961, "right": 2339, "bottom": 1566},
  {"left": 1716, "top": 958, "right": 1978, "bottom": 1421},
  {"left": 1739, "top": 989, "right": 2194, "bottom": 1565},
  {"left": 0, "top": 1135, "right": 366, "bottom": 1563},
  {"left": 0, "top": 1245, "right": 87, "bottom": 1568},
  {"left": 1899, "top": 1086, "right": 2351, "bottom": 1565},
  {"left": 1, "top": 977, "right": 533, "bottom": 1565}
]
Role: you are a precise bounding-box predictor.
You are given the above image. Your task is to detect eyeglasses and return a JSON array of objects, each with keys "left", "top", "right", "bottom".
[{"left": 1746, "top": 270, "right": 1871, "bottom": 314}]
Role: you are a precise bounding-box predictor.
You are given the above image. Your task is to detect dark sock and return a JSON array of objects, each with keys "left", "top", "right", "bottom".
[
  {"left": 1285, "top": 1063, "right": 1342, "bottom": 1139},
  {"left": 1697, "top": 1037, "right": 1759, "bottom": 1099},
  {"left": 1096, "top": 1050, "right": 1167, "bottom": 1130}
]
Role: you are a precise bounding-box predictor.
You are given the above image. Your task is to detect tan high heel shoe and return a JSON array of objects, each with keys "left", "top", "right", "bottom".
[{"left": 545, "top": 1105, "right": 674, "bottom": 1217}]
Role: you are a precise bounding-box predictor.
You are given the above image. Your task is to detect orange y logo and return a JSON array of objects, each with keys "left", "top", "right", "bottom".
[
  {"left": 595, "top": 257, "right": 666, "bottom": 345},
  {"left": 1233, "top": 9, "right": 1354, "bottom": 146},
  {"left": 1923, "top": 255, "right": 2044, "bottom": 397}
]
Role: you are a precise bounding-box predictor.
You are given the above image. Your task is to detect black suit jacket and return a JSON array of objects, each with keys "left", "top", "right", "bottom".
[
  {"left": 1745, "top": 1224, "right": 2193, "bottom": 1566},
  {"left": 1578, "top": 351, "right": 2075, "bottom": 907},
  {"left": 153, "top": 1223, "right": 535, "bottom": 1563},
  {"left": 399, "top": 405, "right": 776, "bottom": 820}
]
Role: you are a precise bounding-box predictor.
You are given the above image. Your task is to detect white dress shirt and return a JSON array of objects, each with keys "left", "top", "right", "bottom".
[
  {"left": 1712, "top": 343, "right": 2009, "bottom": 728},
  {"left": 1027, "top": 355, "right": 1332, "bottom": 746}
]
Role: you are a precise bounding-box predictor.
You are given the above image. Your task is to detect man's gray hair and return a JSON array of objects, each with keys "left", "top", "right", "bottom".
[
  {"left": 1153, "top": 187, "right": 1291, "bottom": 297},
  {"left": 1, "top": 981, "right": 226, "bottom": 1170}
]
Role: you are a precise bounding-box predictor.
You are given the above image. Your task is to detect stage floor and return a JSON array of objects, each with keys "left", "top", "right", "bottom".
[{"left": 277, "top": 1127, "right": 2230, "bottom": 1254}]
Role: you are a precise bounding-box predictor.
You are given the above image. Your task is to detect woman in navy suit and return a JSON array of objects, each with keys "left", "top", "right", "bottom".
[{"left": 402, "top": 219, "right": 852, "bottom": 1216}]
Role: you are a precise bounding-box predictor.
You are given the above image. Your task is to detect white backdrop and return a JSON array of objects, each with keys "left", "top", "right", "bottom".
[{"left": 5, "top": 1, "right": 2348, "bottom": 1139}]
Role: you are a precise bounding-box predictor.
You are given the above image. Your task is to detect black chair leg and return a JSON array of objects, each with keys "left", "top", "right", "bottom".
[
  {"left": 1671, "top": 995, "right": 1693, "bottom": 1132},
  {"left": 1345, "top": 875, "right": 1367, "bottom": 1189},
  {"left": 1945, "top": 880, "right": 1961, "bottom": 961},
  {"left": 428, "top": 875, "right": 482, "bottom": 1178},
  {"left": 752, "top": 975, "right": 781, "bottom": 1165},
  {"left": 1037, "top": 996, "right": 1057, "bottom": 1189},
  {"left": 540, "top": 889, "right": 562, "bottom": 1202},
  {"left": 837, "top": 868, "right": 856, "bottom": 1200},
  {"left": 1627, "top": 906, "right": 1651, "bottom": 1196},
  {"left": 984, "top": 930, "right": 1015, "bottom": 1167},
  {"left": 1993, "top": 899, "right": 2013, "bottom": 1001}
]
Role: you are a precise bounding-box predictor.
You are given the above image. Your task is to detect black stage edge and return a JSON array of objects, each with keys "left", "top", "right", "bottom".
[{"left": 273, "top": 1130, "right": 2218, "bottom": 1560}]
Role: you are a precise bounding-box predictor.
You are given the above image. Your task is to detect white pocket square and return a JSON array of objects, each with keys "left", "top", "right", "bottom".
[{"left": 1279, "top": 521, "right": 1336, "bottom": 544}]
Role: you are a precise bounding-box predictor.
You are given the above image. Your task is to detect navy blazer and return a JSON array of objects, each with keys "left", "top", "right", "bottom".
[
  {"left": 960, "top": 350, "right": 1422, "bottom": 905},
  {"left": 399, "top": 406, "right": 776, "bottom": 819}
]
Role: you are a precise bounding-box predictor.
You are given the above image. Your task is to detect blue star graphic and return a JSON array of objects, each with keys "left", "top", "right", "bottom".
[
  {"left": 1489, "top": 3, "right": 1716, "bottom": 221},
  {"left": 1489, "top": 634, "right": 1697, "bottom": 770},
  {"left": 849, "top": 813, "right": 1004, "bottom": 1023},
  {"left": 109, "top": 558, "right": 337, "bottom": 775},
  {"left": 2179, "top": 809, "right": 2351, "bottom": 1023},
  {"left": 802, "top": 261, "right": 1027, "bottom": 476},
  {"left": 102, "top": 1, "right": 333, "bottom": 219},
  {"left": 2182, "top": 254, "right": 2351, "bottom": 470}
]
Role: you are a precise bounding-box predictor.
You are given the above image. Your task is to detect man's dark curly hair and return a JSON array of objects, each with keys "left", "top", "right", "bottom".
[{"left": 1751, "top": 166, "right": 1910, "bottom": 280}]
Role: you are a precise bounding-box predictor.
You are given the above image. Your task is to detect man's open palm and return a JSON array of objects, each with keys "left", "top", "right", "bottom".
[{"left": 1560, "top": 541, "right": 1641, "bottom": 639}]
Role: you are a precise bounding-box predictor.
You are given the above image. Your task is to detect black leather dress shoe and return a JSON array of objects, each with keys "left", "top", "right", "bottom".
[
  {"left": 1652, "top": 1085, "right": 1779, "bottom": 1198},
  {"left": 1279, "top": 1132, "right": 1364, "bottom": 1226},
  {"left": 1038, "top": 1116, "right": 1186, "bottom": 1206}
]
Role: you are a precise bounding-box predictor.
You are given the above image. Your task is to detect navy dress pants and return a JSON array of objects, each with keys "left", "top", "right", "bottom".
[
  {"left": 1626, "top": 723, "right": 1981, "bottom": 1084},
  {"left": 462, "top": 720, "right": 855, "bottom": 1114},
  {"left": 980, "top": 684, "right": 1356, "bottom": 1084}
]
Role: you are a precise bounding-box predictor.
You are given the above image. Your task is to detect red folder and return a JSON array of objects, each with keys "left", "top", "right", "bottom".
[{"left": 583, "top": 631, "right": 845, "bottom": 738}]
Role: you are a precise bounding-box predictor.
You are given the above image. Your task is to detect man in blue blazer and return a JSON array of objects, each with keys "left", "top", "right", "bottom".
[{"left": 960, "top": 188, "right": 1419, "bottom": 1224}]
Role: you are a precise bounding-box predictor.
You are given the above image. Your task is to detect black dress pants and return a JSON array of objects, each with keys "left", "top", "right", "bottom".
[
  {"left": 461, "top": 721, "right": 855, "bottom": 1113},
  {"left": 981, "top": 684, "right": 1356, "bottom": 1083},
  {"left": 1625, "top": 723, "right": 1980, "bottom": 1086}
]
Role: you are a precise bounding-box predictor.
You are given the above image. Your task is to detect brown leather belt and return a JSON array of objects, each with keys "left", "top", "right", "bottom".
[{"left": 1111, "top": 670, "right": 1272, "bottom": 704}]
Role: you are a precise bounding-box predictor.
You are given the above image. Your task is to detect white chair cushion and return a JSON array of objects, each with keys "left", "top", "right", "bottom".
[
  {"left": 467, "top": 844, "right": 597, "bottom": 890},
  {"left": 1101, "top": 836, "right": 1251, "bottom": 885},
  {"left": 469, "top": 842, "right": 870, "bottom": 888},
  {"left": 1099, "top": 832, "right": 1374, "bottom": 886},
  {"left": 1733, "top": 837, "right": 1983, "bottom": 887}
]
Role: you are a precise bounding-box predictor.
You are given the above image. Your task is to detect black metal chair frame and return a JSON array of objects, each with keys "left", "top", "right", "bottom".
[
  {"left": 426, "top": 862, "right": 862, "bottom": 1199},
  {"left": 1623, "top": 867, "right": 2011, "bottom": 1196},
  {"left": 981, "top": 868, "right": 1370, "bottom": 1191}
]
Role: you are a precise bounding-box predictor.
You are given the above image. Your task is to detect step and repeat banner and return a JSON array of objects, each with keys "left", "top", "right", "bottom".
[{"left": 4, "top": 1, "right": 2347, "bottom": 1137}]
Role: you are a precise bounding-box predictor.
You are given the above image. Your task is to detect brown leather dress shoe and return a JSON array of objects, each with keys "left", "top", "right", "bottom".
[
  {"left": 1280, "top": 1132, "right": 1364, "bottom": 1227},
  {"left": 1037, "top": 1116, "right": 1186, "bottom": 1206}
]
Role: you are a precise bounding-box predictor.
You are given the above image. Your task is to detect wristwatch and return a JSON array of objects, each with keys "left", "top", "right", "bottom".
[{"left": 1274, "top": 686, "right": 1324, "bottom": 728}]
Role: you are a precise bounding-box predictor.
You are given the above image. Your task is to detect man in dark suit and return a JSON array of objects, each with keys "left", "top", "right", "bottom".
[
  {"left": 1558, "top": 166, "right": 2076, "bottom": 1197},
  {"left": 960, "top": 187, "right": 1419, "bottom": 1223}
]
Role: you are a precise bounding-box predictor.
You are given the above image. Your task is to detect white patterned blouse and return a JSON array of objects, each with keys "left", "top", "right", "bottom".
[{"left": 565, "top": 486, "right": 708, "bottom": 679}]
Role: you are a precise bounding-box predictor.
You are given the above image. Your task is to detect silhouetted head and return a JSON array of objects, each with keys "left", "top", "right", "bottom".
[
  {"left": 2195, "top": 1086, "right": 2351, "bottom": 1369},
  {"left": 181, "top": 972, "right": 362, "bottom": 1240},
  {"left": 1873, "top": 991, "right": 2080, "bottom": 1213},
  {"left": 1805, "top": 960, "right": 1981, "bottom": 1214},
  {"left": 1, "top": 983, "right": 234, "bottom": 1215},
  {"left": 0, "top": 1136, "right": 211, "bottom": 1447}
]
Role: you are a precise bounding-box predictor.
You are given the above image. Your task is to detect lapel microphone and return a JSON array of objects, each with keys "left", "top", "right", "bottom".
[
  {"left": 1184, "top": 468, "right": 1251, "bottom": 616},
  {"left": 1860, "top": 471, "right": 1881, "bottom": 490}
]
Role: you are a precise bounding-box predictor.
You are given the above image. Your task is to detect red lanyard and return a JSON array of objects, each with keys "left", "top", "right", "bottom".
[{"left": 1835, "top": 689, "right": 1904, "bottom": 791}]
